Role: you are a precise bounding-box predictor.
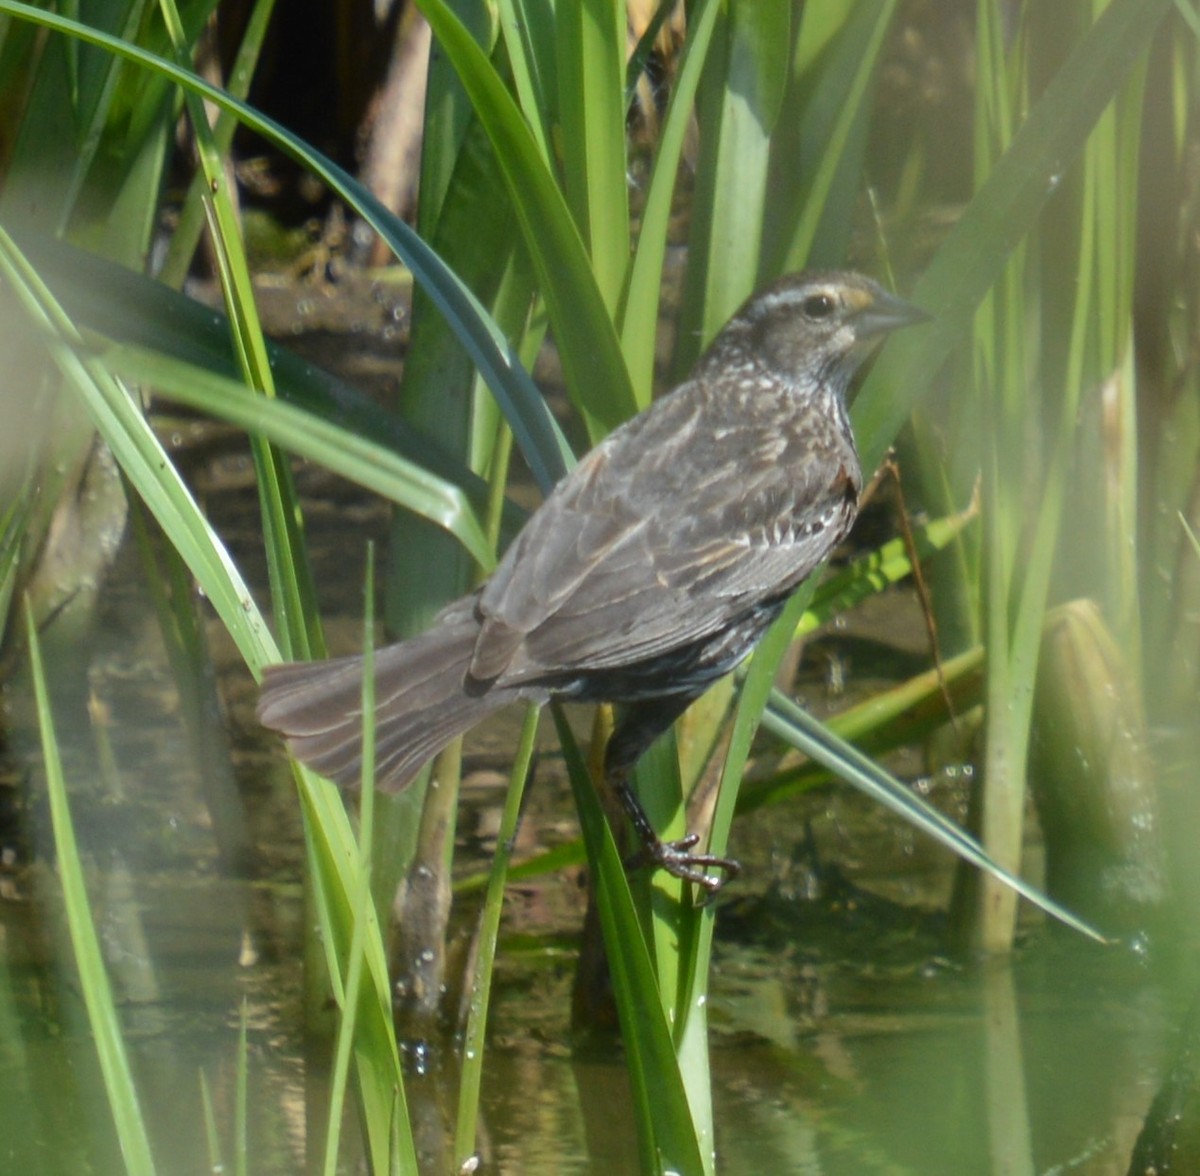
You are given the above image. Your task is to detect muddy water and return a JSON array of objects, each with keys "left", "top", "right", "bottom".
[{"left": 0, "top": 279, "right": 1193, "bottom": 1174}]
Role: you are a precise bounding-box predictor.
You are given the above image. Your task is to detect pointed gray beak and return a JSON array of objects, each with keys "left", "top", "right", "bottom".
[{"left": 855, "top": 289, "right": 931, "bottom": 339}]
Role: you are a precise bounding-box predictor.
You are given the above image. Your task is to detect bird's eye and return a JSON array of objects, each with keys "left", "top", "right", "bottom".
[{"left": 802, "top": 293, "right": 837, "bottom": 319}]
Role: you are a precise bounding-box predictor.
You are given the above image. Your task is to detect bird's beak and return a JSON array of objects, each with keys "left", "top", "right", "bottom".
[{"left": 855, "top": 289, "right": 931, "bottom": 339}]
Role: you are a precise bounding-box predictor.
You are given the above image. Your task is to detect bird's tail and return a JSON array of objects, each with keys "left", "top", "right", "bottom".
[{"left": 256, "top": 606, "right": 507, "bottom": 790}]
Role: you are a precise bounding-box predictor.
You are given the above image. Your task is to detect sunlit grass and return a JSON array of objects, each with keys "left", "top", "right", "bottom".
[{"left": 0, "top": 0, "right": 1194, "bottom": 1171}]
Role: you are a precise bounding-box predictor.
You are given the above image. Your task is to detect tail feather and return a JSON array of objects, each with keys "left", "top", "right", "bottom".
[{"left": 257, "top": 610, "right": 511, "bottom": 790}]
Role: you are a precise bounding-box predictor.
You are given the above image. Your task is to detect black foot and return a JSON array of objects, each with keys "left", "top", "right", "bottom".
[{"left": 626, "top": 832, "right": 741, "bottom": 900}]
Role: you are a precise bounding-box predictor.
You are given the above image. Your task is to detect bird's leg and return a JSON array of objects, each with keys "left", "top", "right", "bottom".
[
  {"left": 604, "top": 698, "right": 741, "bottom": 898},
  {"left": 610, "top": 770, "right": 742, "bottom": 897}
]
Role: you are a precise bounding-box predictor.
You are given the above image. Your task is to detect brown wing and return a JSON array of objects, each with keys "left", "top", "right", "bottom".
[
  {"left": 466, "top": 440, "right": 648, "bottom": 680},
  {"left": 469, "top": 375, "right": 859, "bottom": 683}
]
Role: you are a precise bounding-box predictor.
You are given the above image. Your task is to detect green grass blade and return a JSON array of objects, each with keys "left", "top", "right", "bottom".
[
  {"left": 199, "top": 1070, "right": 222, "bottom": 1174},
  {"left": 24, "top": 598, "right": 157, "bottom": 1176},
  {"left": 0, "top": 485, "right": 34, "bottom": 640},
  {"left": 552, "top": 707, "right": 707, "bottom": 1176},
  {"left": 664, "top": 595, "right": 820, "bottom": 1167},
  {"left": 678, "top": 589, "right": 812, "bottom": 1004},
  {"left": 14, "top": 228, "right": 531, "bottom": 531},
  {"left": 102, "top": 343, "right": 496, "bottom": 572},
  {"left": 323, "top": 550, "right": 380, "bottom": 1176},
  {"left": 674, "top": 2, "right": 792, "bottom": 370},
  {"left": 495, "top": 0, "right": 555, "bottom": 161},
  {"left": 0, "top": 224, "right": 278, "bottom": 672},
  {"left": 772, "top": 0, "right": 898, "bottom": 273},
  {"left": 157, "top": 0, "right": 272, "bottom": 395},
  {"left": 416, "top": 3, "right": 499, "bottom": 238},
  {"left": 235, "top": 1003, "right": 248, "bottom": 1176},
  {"left": 1184, "top": 513, "right": 1200, "bottom": 559},
  {"left": 414, "top": 0, "right": 637, "bottom": 437},
  {"left": 796, "top": 499, "right": 978, "bottom": 636},
  {"left": 0, "top": 0, "right": 574, "bottom": 494},
  {"left": 621, "top": 0, "right": 722, "bottom": 405},
  {"left": 623, "top": 733, "right": 703, "bottom": 1106},
  {"left": 158, "top": 0, "right": 322, "bottom": 662},
  {"left": 158, "top": 0, "right": 278, "bottom": 287},
  {"left": 853, "top": 0, "right": 1172, "bottom": 473},
  {"left": 294, "top": 762, "right": 417, "bottom": 1174},
  {"left": 454, "top": 703, "right": 540, "bottom": 1170},
  {"left": 758, "top": 687, "right": 1108, "bottom": 944},
  {"left": 739, "top": 644, "right": 986, "bottom": 812},
  {"left": 556, "top": 0, "right": 629, "bottom": 311}
]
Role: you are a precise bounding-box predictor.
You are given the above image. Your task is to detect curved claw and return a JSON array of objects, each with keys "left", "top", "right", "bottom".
[
  {"left": 626, "top": 834, "right": 742, "bottom": 901},
  {"left": 608, "top": 768, "right": 741, "bottom": 900}
]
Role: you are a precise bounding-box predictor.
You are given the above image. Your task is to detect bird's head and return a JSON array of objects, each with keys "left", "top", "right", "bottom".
[{"left": 719, "top": 270, "right": 929, "bottom": 394}]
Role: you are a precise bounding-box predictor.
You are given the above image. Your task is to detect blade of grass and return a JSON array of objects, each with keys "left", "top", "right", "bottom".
[
  {"left": 415, "top": 2, "right": 498, "bottom": 239},
  {"left": 25, "top": 596, "right": 157, "bottom": 1176},
  {"left": 966, "top": 0, "right": 1031, "bottom": 951},
  {"left": 294, "top": 760, "right": 417, "bottom": 1175},
  {"left": 235, "top": 1002, "right": 248, "bottom": 1176},
  {"left": 454, "top": 702, "right": 540, "bottom": 1170},
  {"left": 414, "top": 0, "right": 637, "bottom": 439},
  {"left": 158, "top": 0, "right": 278, "bottom": 287},
  {"left": 0, "top": 486, "right": 34, "bottom": 643},
  {"left": 674, "top": 587, "right": 815, "bottom": 1108},
  {"left": 556, "top": 0, "right": 629, "bottom": 313},
  {"left": 13, "top": 227, "right": 535, "bottom": 533},
  {"left": 552, "top": 706, "right": 708, "bottom": 1176},
  {"left": 323, "top": 547, "right": 382, "bottom": 1176},
  {"left": 0, "top": 223, "right": 278, "bottom": 671},
  {"left": 674, "top": 2, "right": 791, "bottom": 373},
  {"left": 495, "top": 0, "right": 554, "bottom": 161},
  {"left": 200, "top": 1070, "right": 221, "bottom": 1175},
  {"left": 853, "top": 0, "right": 1173, "bottom": 472},
  {"left": 1, "top": 218, "right": 417, "bottom": 1176},
  {"left": 758, "top": 687, "right": 1108, "bottom": 943},
  {"left": 772, "top": 0, "right": 898, "bottom": 274},
  {"left": 620, "top": 0, "right": 722, "bottom": 406},
  {"left": 158, "top": 0, "right": 323, "bottom": 662},
  {"left": 157, "top": 0, "right": 271, "bottom": 396},
  {"left": 103, "top": 343, "right": 496, "bottom": 572},
  {"left": 1184, "top": 513, "right": 1200, "bottom": 558},
  {"left": 0, "top": 0, "right": 575, "bottom": 494},
  {"left": 625, "top": 728, "right": 704, "bottom": 1138}
]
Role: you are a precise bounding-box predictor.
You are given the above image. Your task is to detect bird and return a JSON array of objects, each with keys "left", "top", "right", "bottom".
[{"left": 257, "top": 270, "right": 928, "bottom": 893}]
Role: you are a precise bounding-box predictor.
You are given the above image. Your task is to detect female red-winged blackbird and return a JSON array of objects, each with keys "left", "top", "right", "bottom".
[{"left": 258, "top": 271, "right": 927, "bottom": 892}]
